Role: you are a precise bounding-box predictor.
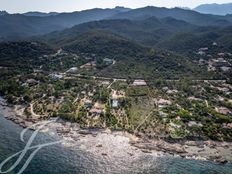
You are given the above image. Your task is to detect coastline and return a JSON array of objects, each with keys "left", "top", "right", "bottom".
[{"left": 0, "top": 97, "right": 231, "bottom": 164}]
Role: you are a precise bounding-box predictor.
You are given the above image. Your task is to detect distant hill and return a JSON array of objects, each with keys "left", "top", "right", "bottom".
[
  {"left": 110, "top": 6, "right": 232, "bottom": 26},
  {"left": 23, "top": 12, "right": 59, "bottom": 17},
  {"left": 194, "top": 3, "right": 232, "bottom": 15},
  {"left": 0, "top": 7, "right": 129, "bottom": 39},
  {"left": 0, "top": 11, "right": 8, "bottom": 16}
]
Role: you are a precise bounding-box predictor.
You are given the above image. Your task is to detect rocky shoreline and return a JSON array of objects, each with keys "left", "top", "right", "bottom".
[{"left": 0, "top": 97, "right": 231, "bottom": 164}]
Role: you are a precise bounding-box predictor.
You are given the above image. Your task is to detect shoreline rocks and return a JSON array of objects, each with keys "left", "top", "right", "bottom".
[{"left": 0, "top": 99, "right": 231, "bottom": 164}]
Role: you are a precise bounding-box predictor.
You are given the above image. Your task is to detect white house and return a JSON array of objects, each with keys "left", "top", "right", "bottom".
[{"left": 132, "top": 80, "right": 147, "bottom": 86}]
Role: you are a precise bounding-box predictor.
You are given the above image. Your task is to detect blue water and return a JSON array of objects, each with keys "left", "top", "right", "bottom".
[{"left": 0, "top": 112, "right": 232, "bottom": 174}]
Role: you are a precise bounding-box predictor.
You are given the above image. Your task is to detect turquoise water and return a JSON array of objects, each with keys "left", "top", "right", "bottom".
[{"left": 0, "top": 112, "right": 231, "bottom": 174}]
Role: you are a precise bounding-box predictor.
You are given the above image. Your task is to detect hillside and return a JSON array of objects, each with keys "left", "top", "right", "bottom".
[
  {"left": 42, "top": 16, "right": 232, "bottom": 56},
  {"left": 42, "top": 17, "right": 197, "bottom": 47},
  {"left": 0, "top": 42, "right": 54, "bottom": 71},
  {"left": 157, "top": 26, "right": 232, "bottom": 53},
  {"left": 42, "top": 29, "right": 213, "bottom": 79}
]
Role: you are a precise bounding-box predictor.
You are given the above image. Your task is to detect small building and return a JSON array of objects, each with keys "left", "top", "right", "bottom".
[
  {"left": 220, "top": 66, "right": 231, "bottom": 72},
  {"left": 111, "top": 90, "right": 125, "bottom": 99},
  {"left": 215, "top": 107, "right": 231, "bottom": 115},
  {"left": 188, "top": 121, "right": 203, "bottom": 127},
  {"left": 66, "top": 67, "right": 78, "bottom": 73},
  {"left": 89, "top": 102, "right": 105, "bottom": 116},
  {"left": 198, "top": 58, "right": 206, "bottom": 65},
  {"left": 49, "top": 73, "right": 63, "bottom": 80},
  {"left": 223, "top": 123, "right": 232, "bottom": 129},
  {"left": 211, "top": 58, "right": 229, "bottom": 67},
  {"left": 103, "top": 58, "right": 114, "bottom": 65},
  {"left": 217, "top": 53, "right": 225, "bottom": 57},
  {"left": 88, "top": 91, "right": 94, "bottom": 97},
  {"left": 169, "top": 122, "right": 181, "bottom": 129},
  {"left": 26, "top": 79, "right": 38, "bottom": 86},
  {"left": 162, "top": 87, "right": 169, "bottom": 91},
  {"left": 197, "top": 51, "right": 206, "bottom": 56},
  {"left": 89, "top": 108, "right": 104, "bottom": 115},
  {"left": 216, "top": 87, "right": 230, "bottom": 93},
  {"left": 188, "top": 96, "right": 203, "bottom": 101},
  {"left": 81, "top": 91, "right": 86, "bottom": 95},
  {"left": 158, "top": 99, "right": 172, "bottom": 105},
  {"left": 166, "top": 89, "right": 178, "bottom": 95},
  {"left": 80, "top": 61, "right": 96, "bottom": 69},
  {"left": 207, "top": 64, "right": 216, "bottom": 71},
  {"left": 93, "top": 102, "right": 105, "bottom": 110},
  {"left": 56, "top": 97, "right": 64, "bottom": 104},
  {"left": 99, "top": 81, "right": 110, "bottom": 86},
  {"left": 199, "top": 47, "right": 208, "bottom": 51},
  {"left": 159, "top": 111, "right": 168, "bottom": 118},
  {"left": 212, "top": 58, "right": 227, "bottom": 63},
  {"left": 155, "top": 98, "right": 172, "bottom": 108},
  {"left": 212, "top": 42, "right": 217, "bottom": 46},
  {"left": 132, "top": 80, "right": 147, "bottom": 86},
  {"left": 84, "top": 99, "right": 93, "bottom": 108},
  {"left": 112, "top": 99, "right": 119, "bottom": 108}
]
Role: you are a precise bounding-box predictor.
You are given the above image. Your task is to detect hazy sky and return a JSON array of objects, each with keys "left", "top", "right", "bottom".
[{"left": 1, "top": 0, "right": 232, "bottom": 13}]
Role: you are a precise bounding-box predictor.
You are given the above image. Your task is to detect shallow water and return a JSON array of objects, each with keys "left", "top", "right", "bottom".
[{"left": 0, "top": 112, "right": 232, "bottom": 174}]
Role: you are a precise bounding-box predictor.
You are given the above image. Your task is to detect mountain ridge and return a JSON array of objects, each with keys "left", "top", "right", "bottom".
[
  {"left": 1, "top": 6, "right": 232, "bottom": 40},
  {"left": 194, "top": 3, "right": 232, "bottom": 15},
  {"left": 109, "top": 6, "right": 232, "bottom": 26},
  {"left": 22, "top": 11, "right": 59, "bottom": 17}
]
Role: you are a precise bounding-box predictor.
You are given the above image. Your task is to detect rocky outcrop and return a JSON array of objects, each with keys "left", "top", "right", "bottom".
[{"left": 130, "top": 141, "right": 187, "bottom": 154}]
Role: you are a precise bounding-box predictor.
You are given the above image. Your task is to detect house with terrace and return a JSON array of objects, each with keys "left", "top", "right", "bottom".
[{"left": 110, "top": 90, "right": 125, "bottom": 108}]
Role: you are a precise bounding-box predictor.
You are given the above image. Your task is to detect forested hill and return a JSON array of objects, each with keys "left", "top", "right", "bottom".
[
  {"left": 39, "top": 29, "right": 214, "bottom": 79},
  {"left": 42, "top": 17, "right": 196, "bottom": 47},
  {"left": 42, "top": 16, "right": 232, "bottom": 55},
  {"left": 0, "top": 42, "right": 54, "bottom": 71}
]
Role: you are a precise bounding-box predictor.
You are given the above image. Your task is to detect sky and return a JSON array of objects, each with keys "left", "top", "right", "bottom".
[{"left": 1, "top": 0, "right": 232, "bottom": 13}]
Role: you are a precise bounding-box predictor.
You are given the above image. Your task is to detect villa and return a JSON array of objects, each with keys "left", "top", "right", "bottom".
[{"left": 132, "top": 80, "right": 147, "bottom": 86}]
